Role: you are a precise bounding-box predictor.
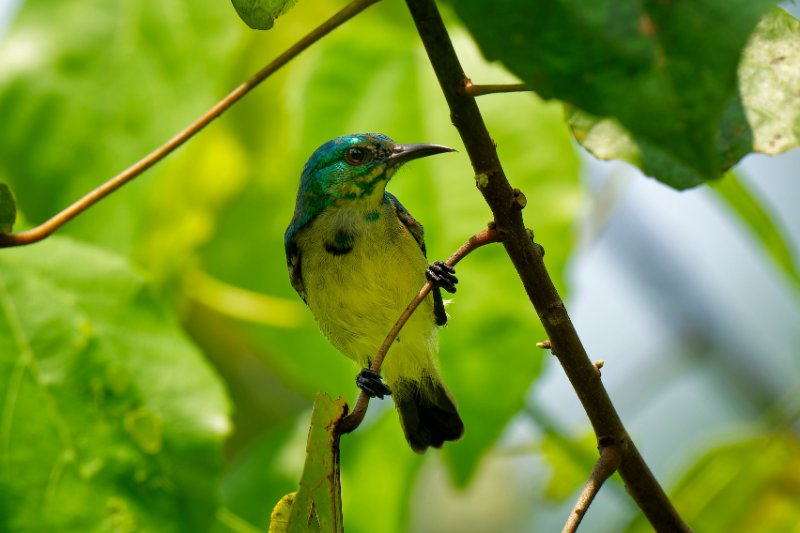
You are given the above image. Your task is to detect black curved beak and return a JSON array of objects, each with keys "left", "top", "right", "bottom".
[{"left": 387, "top": 142, "right": 455, "bottom": 166}]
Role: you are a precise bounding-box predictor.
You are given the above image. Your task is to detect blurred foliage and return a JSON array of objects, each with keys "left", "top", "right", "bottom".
[
  {"left": 710, "top": 172, "right": 800, "bottom": 292},
  {"left": 626, "top": 431, "right": 800, "bottom": 533},
  {"left": 566, "top": 8, "right": 800, "bottom": 189},
  {"left": 0, "top": 182, "right": 15, "bottom": 233},
  {"left": 0, "top": 0, "right": 797, "bottom": 532}
]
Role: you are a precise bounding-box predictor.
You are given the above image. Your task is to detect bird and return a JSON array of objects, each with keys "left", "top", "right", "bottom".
[{"left": 284, "top": 133, "right": 464, "bottom": 453}]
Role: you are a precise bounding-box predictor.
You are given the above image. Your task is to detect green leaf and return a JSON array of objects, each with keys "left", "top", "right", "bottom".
[
  {"left": 451, "top": 0, "right": 781, "bottom": 187},
  {"left": 566, "top": 8, "right": 800, "bottom": 189},
  {"left": 0, "top": 182, "right": 15, "bottom": 234},
  {"left": 625, "top": 431, "right": 800, "bottom": 532},
  {"left": 0, "top": 237, "right": 231, "bottom": 531},
  {"left": 710, "top": 173, "right": 800, "bottom": 290},
  {"left": 231, "top": 0, "right": 298, "bottom": 30},
  {"left": 285, "top": 393, "right": 346, "bottom": 533}
]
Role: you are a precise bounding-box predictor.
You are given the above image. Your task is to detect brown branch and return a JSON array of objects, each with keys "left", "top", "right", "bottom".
[
  {"left": 464, "top": 82, "right": 529, "bottom": 97},
  {"left": 562, "top": 442, "right": 622, "bottom": 533},
  {"left": 404, "top": 0, "right": 690, "bottom": 530},
  {"left": 0, "top": 0, "right": 381, "bottom": 249},
  {"left": 337, "top": 226, "right": 500, "bottom": 434}
]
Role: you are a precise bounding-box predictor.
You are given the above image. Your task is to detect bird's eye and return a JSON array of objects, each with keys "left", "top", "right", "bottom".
[{"left": 344, "top": 146, "right": 373, "bottom": 166}]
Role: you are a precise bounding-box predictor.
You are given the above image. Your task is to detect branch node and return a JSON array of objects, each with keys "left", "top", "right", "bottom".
[
  {"left": 475, "top": 172, "right": 490, "bottom": 189},
  {"left": 536, "top": 340, "right": 551, "bottom": 349},
  {"left": 597, "top": 435, "right": 616, "bottom": 449},
  {"left": 594, "top": 359, "right": 605, "bottom": 374},
  {"left": 512, "top": 188, "right": 527, "bottom": 210}
]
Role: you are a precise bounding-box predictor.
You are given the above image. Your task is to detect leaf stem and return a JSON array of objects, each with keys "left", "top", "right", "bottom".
[
  {"left": 0, "top": 0, "right": 381, "bottom": 248},
  {"left": 403, "top": 0, "right": 690, "bottom": 530},
  {"left": 337, "top": 226, "right": 499, "bottom": 434}
]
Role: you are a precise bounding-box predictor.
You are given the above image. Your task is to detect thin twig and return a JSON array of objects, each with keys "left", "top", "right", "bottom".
[
  {"left": 404, "top": 0, "right": 690, "bottom": 530},
  {"left": 562, "top": 443, "right": 622, "bottom": 533},
  {"left": 0, "top": 0, "right": 381, "bottom": 248},
  {"left": 337, "top": 226, "right": 500, "bottom": 434},
  {"left": 464, "top": 82, "right": 529, "bottom": 97}
]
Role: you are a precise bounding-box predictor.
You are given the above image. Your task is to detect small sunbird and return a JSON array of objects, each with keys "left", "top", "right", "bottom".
[{"left": 285, "top": 133, "right": 464, "bottom": 453}]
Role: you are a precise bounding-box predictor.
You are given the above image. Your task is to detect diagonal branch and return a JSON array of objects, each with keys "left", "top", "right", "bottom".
[
  {"left": 337, "top": 226, "right": 499, "bottom": 434},
  {"left": 0, "top": 0, "right": 381, "bottom": 249},
  {"left": 562, "top": 442, "right": 622, "bottom": 533},
  {"left": 403, "top": 0, "right": 690, "bottom": 530}
]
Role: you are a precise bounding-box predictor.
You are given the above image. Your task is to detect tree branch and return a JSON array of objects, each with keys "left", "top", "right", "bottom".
[
  {"left": 337, "top": 226, "right": 499, "bottom": 434},
  {"left": 0, "top": 0, "right": 381, "bottom": 248},
  {"left": 403, "top": 0, "right": 690, "bottom": 530},
  {"left": 562, "top": 442, "right": 622, "bottom": 533}
]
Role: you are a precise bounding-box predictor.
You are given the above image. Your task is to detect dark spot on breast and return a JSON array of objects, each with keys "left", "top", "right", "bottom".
[
  {"left": 324, "top": 229, "right": 355, "bottom": 255},
  {"left": 365, "top": 211, "right": 380, "bottom": 222}
]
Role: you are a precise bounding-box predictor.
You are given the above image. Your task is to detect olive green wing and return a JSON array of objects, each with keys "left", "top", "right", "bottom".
[{"left": 386, "top": 193, "right": 448, "bottom": 326}]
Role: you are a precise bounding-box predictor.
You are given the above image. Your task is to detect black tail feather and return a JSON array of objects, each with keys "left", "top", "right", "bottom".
[{"left": 395, "top": 375, "right": 463, "bottom": 453}]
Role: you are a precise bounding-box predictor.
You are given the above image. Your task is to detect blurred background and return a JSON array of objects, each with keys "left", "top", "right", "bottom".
[{"left": 0, "top": 0, "right": 797, "bottom": 531}]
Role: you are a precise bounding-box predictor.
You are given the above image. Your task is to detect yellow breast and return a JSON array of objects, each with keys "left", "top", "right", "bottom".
[{"left": 296, "top": 201, "right": 438, "bottom": 381}]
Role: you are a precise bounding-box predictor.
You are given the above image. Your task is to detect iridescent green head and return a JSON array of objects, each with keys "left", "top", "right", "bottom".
[{"left": 294, "top": 133, "right": 454, "bottom": 215}]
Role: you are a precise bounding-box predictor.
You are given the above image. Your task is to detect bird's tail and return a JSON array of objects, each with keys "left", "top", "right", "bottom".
[{"left": 394, "top": 373, "right": 464, "bottom": 453}]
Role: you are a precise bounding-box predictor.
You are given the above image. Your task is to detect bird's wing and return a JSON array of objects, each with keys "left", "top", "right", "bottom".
[
  {"left": 386, "top": 193, "right": 449, "bottom": 326},
  {"left": 386, "top": 192, "right": 427, "bottom": 256},
  {"left": 284, "top": 222, "right": 307, "bottom": 303}
]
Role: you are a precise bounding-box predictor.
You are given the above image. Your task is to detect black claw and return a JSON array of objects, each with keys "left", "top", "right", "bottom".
[
  {"left": 426, "top": 261, "right": 458, "bottom": 294},
  {"left": 356, "top": 368, "right": 392, "bottom": 399}
]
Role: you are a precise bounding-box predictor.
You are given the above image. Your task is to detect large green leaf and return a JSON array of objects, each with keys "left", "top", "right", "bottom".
[
  {"left": 0, "top": 238, "right": 230, "bottom": 531},
  {"left": 450, "top": 0, "right": 783, "bottom": 188},
  {"left": 567, "top": 8, "right": 800, "bottom": 189}
]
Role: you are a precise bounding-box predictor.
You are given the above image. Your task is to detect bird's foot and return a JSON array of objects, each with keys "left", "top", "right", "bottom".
[
  {"left": 356, "top": 369, "right": 392, "bottom": 399},
  {"left": 426, "top": 261, "right": 458, "bottom": 293}
]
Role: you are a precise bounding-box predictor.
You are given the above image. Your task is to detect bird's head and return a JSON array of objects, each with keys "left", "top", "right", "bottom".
[{"left": 297, "top": 133, "right": 454, "bottom": 210}]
